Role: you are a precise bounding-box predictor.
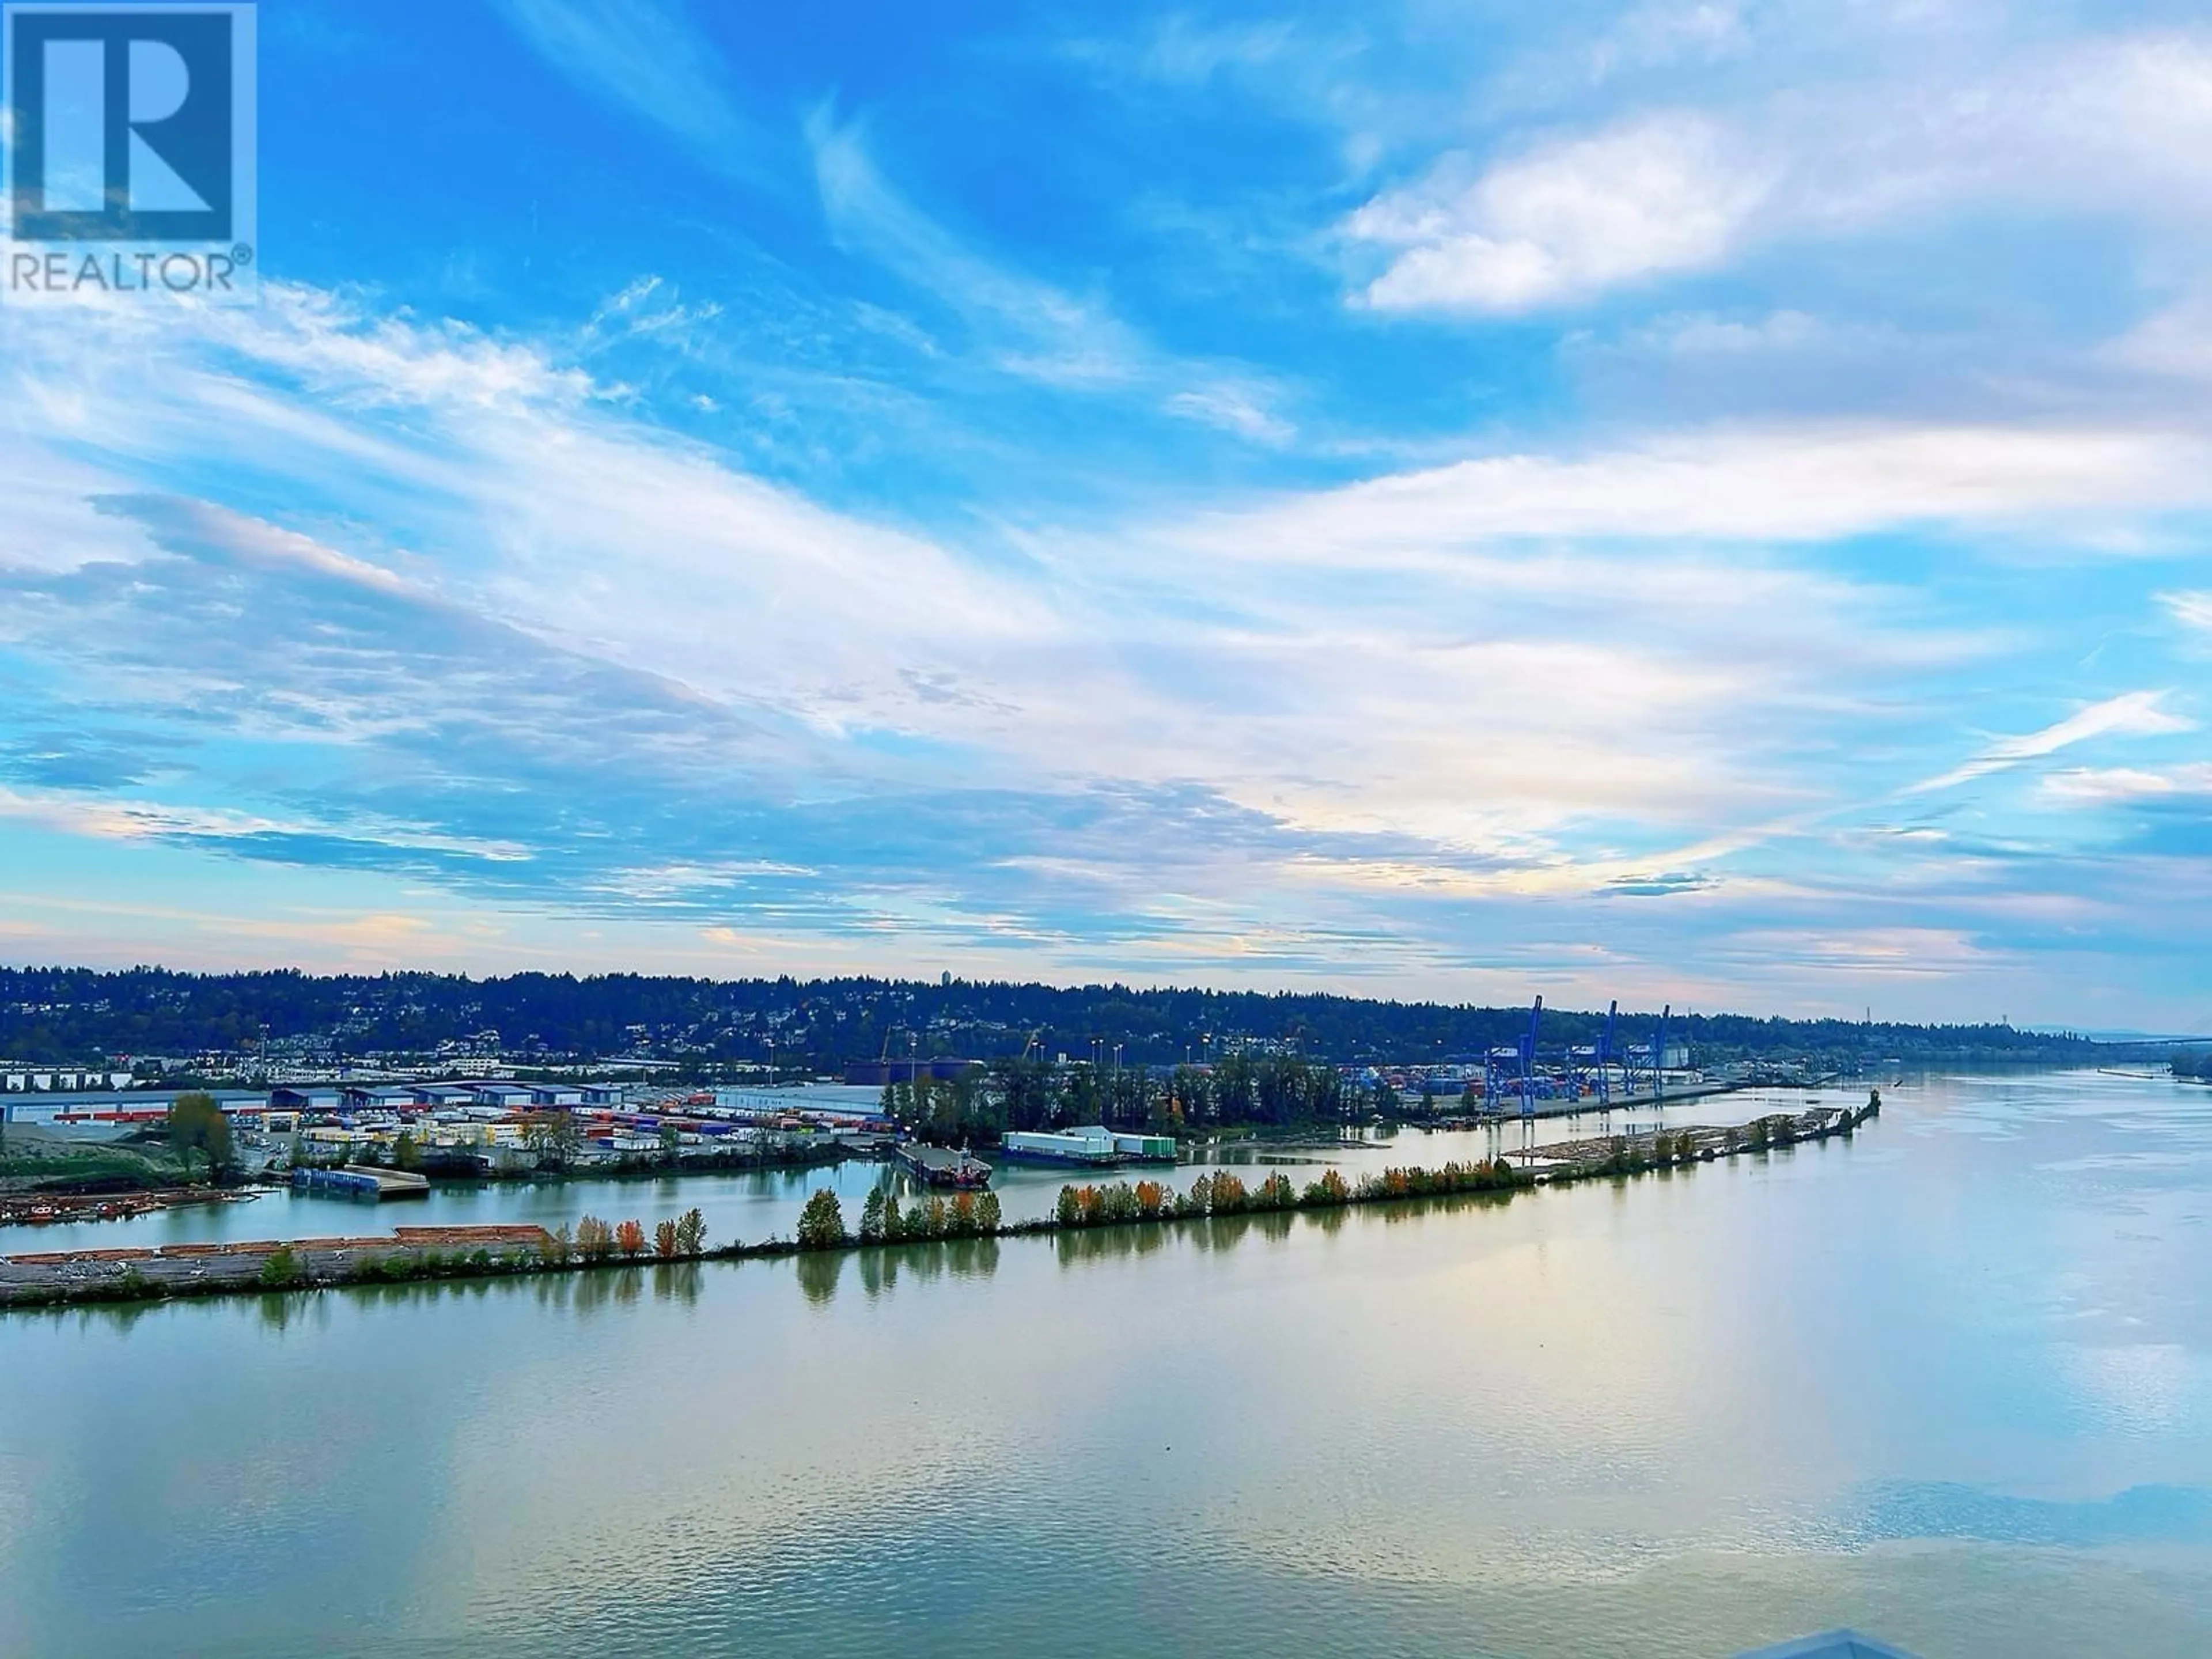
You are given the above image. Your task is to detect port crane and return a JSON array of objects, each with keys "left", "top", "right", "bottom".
[
  {"left": 1517, "top": 995, "right": 1543, "bottom": 1118},
  {"left": 1590, "top": 999, "right": 1618, "bottom": 1108},
  {"left": 1624, "top": 1004, "right": 1671, "bottom": 1104}
]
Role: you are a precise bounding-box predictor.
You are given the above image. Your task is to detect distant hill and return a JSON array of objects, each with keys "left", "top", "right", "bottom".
[{"left": 0, "top": 965, "right": 2118, "bottom": 1073}]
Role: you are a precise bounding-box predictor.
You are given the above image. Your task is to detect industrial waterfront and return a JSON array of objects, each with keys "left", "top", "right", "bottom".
[
  {"left": 0, "top": 1084, "right": 1743, "bottom": 1260},
  {"left": 2, "top": 1067, "right": 2207, "bottom": 1658}
]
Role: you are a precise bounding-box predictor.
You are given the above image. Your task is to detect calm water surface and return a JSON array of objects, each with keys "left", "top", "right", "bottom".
[{"left": 3, "top": 1069, "right": 2209, "bottom": 1658}]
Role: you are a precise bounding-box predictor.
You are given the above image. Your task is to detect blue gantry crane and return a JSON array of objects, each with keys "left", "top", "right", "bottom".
[
  {"left": 1479, "top": 994, "right": 1676, "bottom": 1118},
  {"left": 1625, "top": 1002, "right": 1672, "bottom": 1104},
  {"left": 1594, "top": 998, "right": 1618, "bottom": 1108},
  {"left": 1518, "top": 995, "right": 1543, "bottom": 1118},
  {"left": 1481, "top": 994, "right": 1544, "bottom": 1116}
]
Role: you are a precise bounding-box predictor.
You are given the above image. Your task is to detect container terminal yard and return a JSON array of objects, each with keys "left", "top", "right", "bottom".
[{"left": 1, "top": 1081, "right": 901, "bottom": 1176}]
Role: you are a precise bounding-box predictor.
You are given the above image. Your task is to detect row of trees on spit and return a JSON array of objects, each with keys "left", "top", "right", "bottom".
[{"left": 879, "top": 1053, "right": 1395, "bottom": 1144}]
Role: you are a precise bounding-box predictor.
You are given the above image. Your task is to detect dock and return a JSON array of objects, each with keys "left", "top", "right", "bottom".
[
  {"left": 893, "top": 1142, "right": 993, "bottom": 1188},
  {"left": 1432, "top": 1080, "right": 1744, "bottom": 1129}
]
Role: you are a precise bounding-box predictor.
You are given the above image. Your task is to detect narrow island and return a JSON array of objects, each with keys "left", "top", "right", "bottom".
[{"left": 0, "top": 1093, "right": 1880, "bottom": 1311}]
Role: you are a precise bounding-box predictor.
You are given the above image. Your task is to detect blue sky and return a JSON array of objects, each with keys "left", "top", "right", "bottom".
[{"left": 3, "top": 0, "right": 2211, "bottom": 1025}]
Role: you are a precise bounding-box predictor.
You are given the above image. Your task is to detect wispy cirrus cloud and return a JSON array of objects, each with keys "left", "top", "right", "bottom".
[
  {"left": 1908, "top": 692, "right": 2195, "bottom": 795},
  {"left": 1154, "top": 425, "right": 2212, "bottom": 563},
  {"left": 804, "top": 109, "right": 1295, "bottom": 440},
  {"left": 2042, "top": 765, "right": 2212, "bottom": 806},
  {"left": 493, "top": 0, "right": 767, "bottom": 176}
]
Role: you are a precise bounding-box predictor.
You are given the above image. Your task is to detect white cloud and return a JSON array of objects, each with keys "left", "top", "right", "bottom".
[
  {"left": 1166, "top": 424, "right": 2211, "bottom": 564},
  {"left": 1351, "top": 112, "right": 1768, "bottom": 312},
  {"left": 1350, "top": 29, "right": 2212, "bottom": 314},
  {"left": 2041, "top": 765, "right": 2212, "bottom": 805}
]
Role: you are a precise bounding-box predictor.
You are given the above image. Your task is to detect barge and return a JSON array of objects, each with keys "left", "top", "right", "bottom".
[
  {"left": 893, "top": 1142, "right": 994, "bottom": 1189},
  {"left": 291, "top": 1165, "right": 431, "bottom": 1202}
]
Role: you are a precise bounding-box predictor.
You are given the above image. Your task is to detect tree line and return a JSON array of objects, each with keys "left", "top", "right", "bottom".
[
  {"left": 0, "top": 965, "right": 2112, "bottom": 1071},
  {"left": 790, "top": 1154, "right": 1531, "bottom": 1251},
  {"left": 881, "top": 1051, "right": 1365, "bottom": 1141}
]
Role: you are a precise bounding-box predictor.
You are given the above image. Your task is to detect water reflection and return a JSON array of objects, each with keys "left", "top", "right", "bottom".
[
  {"left": 812, "top": 1236, "right": 1005, "bottom": 1302},
  {"left": 796, "top": 1247, "right": 847, "bottom": 1305},
  {"left": 650, "top": 1260, "right": 703, "bottom": 1306},
  {"left": 7, "top": 1070, "right": 2212, "bottom": 1659},
  {"left": 1184, "top": 1210, "right": 1295, "bottom": 1253},
  {"left": 253, "top": 1290, "right": 331, "bottom": 1335},
  {"left": 23, "top": 1296, "right": 164, "bottom": 1338},
  {"left": 1054, "top": 1218, "right": 1172, "bottom": 1268}
]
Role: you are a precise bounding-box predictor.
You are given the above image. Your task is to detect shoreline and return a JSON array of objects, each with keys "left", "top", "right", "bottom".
[{"left": 0, "top": 1097, "right": 1878, "bottom": 1312}]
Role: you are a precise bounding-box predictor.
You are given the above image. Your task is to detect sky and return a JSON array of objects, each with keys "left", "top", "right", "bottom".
[{"left": 2, "top": 0, "right": 2210, "bottom": 1027}]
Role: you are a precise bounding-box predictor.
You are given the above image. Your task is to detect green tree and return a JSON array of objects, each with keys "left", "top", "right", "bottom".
[
  {"left": 392, "top": 1130, "right": 423, "bottom": 1171},
  {"left": 675, "top": 1207, "right": 707, "bottom": 1255},
  {"left": 975, "top": 1191, "right": 1002, "bottom": 1234},
  {"left": 1302, "top": 1168, "right": 1350, "bottom": 1206},
  {"left": 658, "top": 1122, "right": 683, "bottom": 1165},
  {"left": 523, "top": 1109, "right": 582, "bottom": 1171},
  {"left": 797, "top": 1188, "right": 847, "bottom": 1249},
  {"left": 859, "top": 1187, "right": 887, "bottom": 1243},
  {"left": 167, "top": 1092, "right": 232, "bottom": 1181}
]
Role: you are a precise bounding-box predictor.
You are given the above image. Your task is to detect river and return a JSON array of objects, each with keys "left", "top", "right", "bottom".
[{"left": 3, "top": 1068, "right": 2207, "bottom": 1657}]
